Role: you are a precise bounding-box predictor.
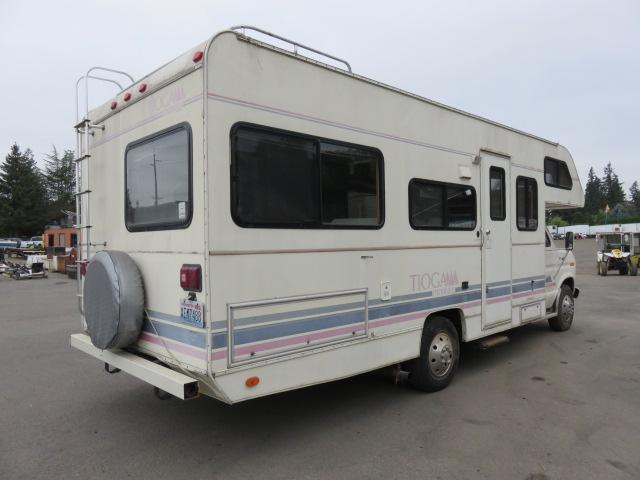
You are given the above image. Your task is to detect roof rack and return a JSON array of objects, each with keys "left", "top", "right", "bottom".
[{"left": 230, "top": 25, "right": 352, "bottom": 73}]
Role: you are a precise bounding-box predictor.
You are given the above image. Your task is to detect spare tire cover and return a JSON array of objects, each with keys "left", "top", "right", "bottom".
[{"left": 84, "top": 250, "right": 144, "bottom": 350}]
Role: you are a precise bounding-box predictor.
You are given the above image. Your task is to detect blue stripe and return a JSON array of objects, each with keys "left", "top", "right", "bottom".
[
  {"left": 142, "top": 320, "right": 207, "bottom": 348},
  {"left": 145, "top": 275, "right": 547, "bottom": 350},
  {"left": 215, "top": 289, "right": 483, "bottom": 348},
  {"left": 229, "top": 309, "right": 366, "bottom": 346}
]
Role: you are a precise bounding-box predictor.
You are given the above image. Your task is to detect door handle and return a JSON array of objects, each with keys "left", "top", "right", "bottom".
[{"left": 485, "top": 229, "right": 491, "bottom": 235}]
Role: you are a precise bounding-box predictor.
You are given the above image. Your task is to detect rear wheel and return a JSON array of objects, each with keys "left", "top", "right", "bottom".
[
  {"left": 549, "top": 285, "right": 574, "bottom": 332},
  {"left": 600, "top": 261, "right": 608, "bottom": 276},
  {"left": 631, "top": 261, "right": 638, "bottom": 276},
  {"left": 596, "top": 261, "right": 601, "bottom": 275},
  {"left": 409, "top": 316, "right": 460, "bottom": 392}
]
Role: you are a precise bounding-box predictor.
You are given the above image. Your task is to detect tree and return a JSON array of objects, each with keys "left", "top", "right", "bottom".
[
  {"left": 549, "top": 215, "right": 568, "bottom": 227},
  {"left": 0, "top": 144, "right": 48, "bottom": 236},
  {"left": 602, "top": 162, "right": 625, "bottom": 207},
  {"left": 43, "top": 146, "right": 75, "bottom": 219},
  {"left": 583, "top": 167, "right": 604, "bottom": 214},
  {"left": 630, "top": 180, "right": 640, "bottom": 208}
]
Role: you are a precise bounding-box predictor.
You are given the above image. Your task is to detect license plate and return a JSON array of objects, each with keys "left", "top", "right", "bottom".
[{"left": 180, "top": 299, "right": 204, "bottom": 327}]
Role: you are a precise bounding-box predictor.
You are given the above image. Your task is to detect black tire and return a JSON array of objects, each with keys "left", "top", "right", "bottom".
[
  {"left": 549, "top": 285, "right": 574, "bottom": 332},
  {"left": 631, "top": 262, "right": 638, "bottom": 276},
  {"left": 409, "top": 316, "right": 460, "bottom": 392},
  {"left": 600, "top": 261, "right": 608, "bottom": 276},
  {"left": 596, "top": 261, "right": 601, "bottom": 275}
]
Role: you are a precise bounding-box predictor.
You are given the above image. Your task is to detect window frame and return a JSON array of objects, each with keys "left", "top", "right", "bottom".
[
  {"left": 229, "top": 122, "right": 385, "bottom": 230},
  {"left": 489, "top": 166, "right": 506, "bottom": 221},
  {"left": 408, "top": 178, "right": 477, "bottom": 231},
  {"left": 544, "top": 156, "right": 573, "bottom": 190},
  {"left": 124, "top": 122, "right": 193, "bottom": 232},
  {"left": 515, "top": 175, "right": 538, "bottom": 232}
]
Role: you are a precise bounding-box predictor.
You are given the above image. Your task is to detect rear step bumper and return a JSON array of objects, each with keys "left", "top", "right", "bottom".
[{"left": 69, "top": 333, "right": 199, "bottom": 399}]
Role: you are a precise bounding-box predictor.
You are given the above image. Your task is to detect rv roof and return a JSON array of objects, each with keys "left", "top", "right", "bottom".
[{"left": 87, "top": 28, "right": 558, "bottom": 147}]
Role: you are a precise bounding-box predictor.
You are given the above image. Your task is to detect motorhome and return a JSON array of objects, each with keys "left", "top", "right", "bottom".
[{"left": 70, "top": 26, "right": 584, "bottom": 403}]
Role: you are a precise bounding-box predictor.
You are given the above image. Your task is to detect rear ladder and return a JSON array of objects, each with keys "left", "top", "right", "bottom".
[{"left": 74, "top": 68, "right": 134, "bottom": 320}]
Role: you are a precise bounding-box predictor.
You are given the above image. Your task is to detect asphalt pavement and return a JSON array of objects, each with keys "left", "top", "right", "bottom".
[{"left": 1, "top": 240, "right": 639, "bottom": 480}]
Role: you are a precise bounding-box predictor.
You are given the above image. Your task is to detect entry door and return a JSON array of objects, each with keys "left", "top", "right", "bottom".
[{"left": 481, "top": 154, "right": 512, "bottom": 329}]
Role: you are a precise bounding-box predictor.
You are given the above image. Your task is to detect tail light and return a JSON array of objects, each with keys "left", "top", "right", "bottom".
[{"left": 180, "top": 264, "right": 201, "bottom": 292}]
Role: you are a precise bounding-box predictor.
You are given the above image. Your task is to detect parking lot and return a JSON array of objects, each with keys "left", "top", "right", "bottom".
[{"left": 1, "top": 240, "right": 639, "bottom": 480}]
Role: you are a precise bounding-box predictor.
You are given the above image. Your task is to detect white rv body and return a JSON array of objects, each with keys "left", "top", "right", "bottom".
[{"left": 71, "top": 28, "right": 584, "bottom": 403}]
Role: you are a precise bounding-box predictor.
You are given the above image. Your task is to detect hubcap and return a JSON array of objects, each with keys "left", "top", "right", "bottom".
[
  {"left": 561, "top": 294, "right": 574, "bottom": 321},
  {"left": 428, "top": 332, "right": 454, "bottom": 377}
]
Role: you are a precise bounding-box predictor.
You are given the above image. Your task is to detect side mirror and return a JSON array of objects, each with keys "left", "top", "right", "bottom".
[{"left": 565, "top": 231, "right": 574, "bottom": 250}]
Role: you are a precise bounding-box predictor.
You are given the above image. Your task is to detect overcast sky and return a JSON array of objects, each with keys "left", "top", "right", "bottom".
[{"left": 1, "top": 0, "right": 638, "bottom": 191}]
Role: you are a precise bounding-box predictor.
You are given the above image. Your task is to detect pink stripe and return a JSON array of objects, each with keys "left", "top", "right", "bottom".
[
  {"left": 228, "top": 298, "right": 482, "bottom": 359},
  {"left": 512, "top": 288, "right": 544, "bottom": 299},
  {"left": 233, "top": 323, "right": 366, "bottom": 357},
  {"left": 155, "top": 290, "right": 548, "bottom": 362},
  {"left": 487, "top": 293, "right": 512, "bottom": 305},
  {"left": 139, "top": 332, "right": 207, "bottom": 360},
  {"left": 211, "top": 350, "right": 227, "bottom": 361}
]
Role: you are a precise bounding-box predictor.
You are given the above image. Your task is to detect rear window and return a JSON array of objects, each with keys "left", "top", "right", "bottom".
[{"left": 125, "top": 124, "right": 192, "bottom": 231}]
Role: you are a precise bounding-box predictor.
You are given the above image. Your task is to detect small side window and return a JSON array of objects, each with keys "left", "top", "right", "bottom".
[
  {"left": 516, "top": 176, "right": 538, "bottom": 231},
  {"left": 489, "top": 167, "right": 506, "bottom": 221},
  {"left": 544, "top": 157, "right": 572, "bottom": 189},
  {"left": 409, "top": 179, "right": 476, "bottom": 230}
]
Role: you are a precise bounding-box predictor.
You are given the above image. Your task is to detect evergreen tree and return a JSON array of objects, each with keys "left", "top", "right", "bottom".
[
  {"left": 602, "top": 162, "right": 626, "bottom": 207},
  {"left": 0, "top": 144, "right": 48, "bottom": 236},
  {"left": 44, "top": 146, "right": 75, "bottom": 216},
  {"left": 630, "top": 180, "right": 640, "bottom": 208},
  {"left": 583, "top": 167, "right": 604, "bottom": 213}
]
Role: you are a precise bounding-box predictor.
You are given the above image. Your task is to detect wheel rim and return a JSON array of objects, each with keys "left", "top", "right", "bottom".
[
  {"left": 561, "top": 294, "right": 574, "bottom": 321},
  {"left": 428, "top": 332, "right": 454, "bottom": 377}
]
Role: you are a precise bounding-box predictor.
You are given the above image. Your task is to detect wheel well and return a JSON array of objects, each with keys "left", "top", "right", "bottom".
[
  {"left": 426, "top": 309, "right": 464, "bottom": 341},
  {"left": 561, "top": 277, "right": 574, "bottom": 292}
]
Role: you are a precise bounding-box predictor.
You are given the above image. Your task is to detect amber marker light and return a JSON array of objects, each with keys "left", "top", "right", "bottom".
[{"left": 245, "top": 376, "right": 260, "bottom": 387}]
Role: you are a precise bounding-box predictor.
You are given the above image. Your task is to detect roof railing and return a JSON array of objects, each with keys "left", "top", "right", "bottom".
[{"left": 230, "top": 25, "right": 352, "bottom": 73}]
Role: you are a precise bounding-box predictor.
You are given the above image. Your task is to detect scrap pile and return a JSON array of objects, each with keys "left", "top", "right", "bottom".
[{"left": 0, "top": 253, "right": 46, "bottom": 280}]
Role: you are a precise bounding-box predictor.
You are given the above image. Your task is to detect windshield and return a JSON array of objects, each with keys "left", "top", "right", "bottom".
[{"left": 604, "top": 234, "right": 630, "bottom": 252}]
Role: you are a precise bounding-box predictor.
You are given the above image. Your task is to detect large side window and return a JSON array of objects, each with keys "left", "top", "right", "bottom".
[
  {"left": 544, "top": 157, "right": 572, "bottom": 189},
  {"left": 489, "top": 167, "right": 506, "bottom": 221},
  {"left": 516, "top": 176, "right": 538, "bottom": 231},
  {"left": 231, "top": 124, "right": 384, "bottom": 229},
  {"left": 125, "top": 124, "right": 191, "bottom": 231},
  {"left": 409, "top": 179, "right": 476, "bottom": 230}
]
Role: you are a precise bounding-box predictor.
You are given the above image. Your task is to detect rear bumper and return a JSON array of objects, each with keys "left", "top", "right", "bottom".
[{"left": 69, "top": 333, "right": 199, "bottom": 399}]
